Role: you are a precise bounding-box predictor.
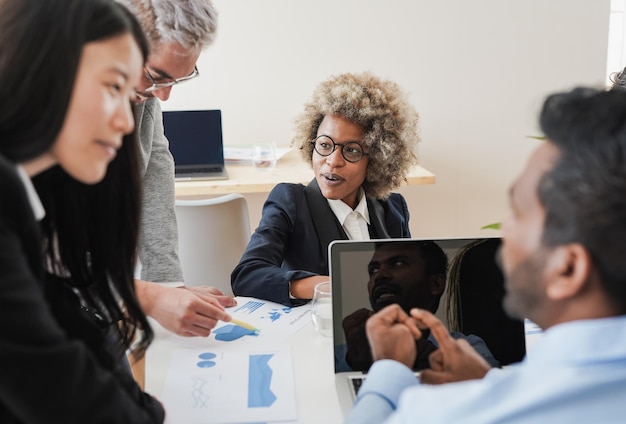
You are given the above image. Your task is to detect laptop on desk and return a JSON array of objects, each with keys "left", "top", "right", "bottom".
[
  {"left": 163, "top": 109, "right": 228, "bottom": 181},
  {"left": 329, "top": 236, "right": 516, "bottom": 417}
]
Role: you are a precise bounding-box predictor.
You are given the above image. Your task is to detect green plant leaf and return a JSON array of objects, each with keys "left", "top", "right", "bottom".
[{"left": 481, "top": 222, "right": 501, "bottom": 230}]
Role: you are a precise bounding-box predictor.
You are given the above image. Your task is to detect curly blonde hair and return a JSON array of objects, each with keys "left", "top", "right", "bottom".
[{"left": 292, "top": 72, "right": 420, "bottom": 199}]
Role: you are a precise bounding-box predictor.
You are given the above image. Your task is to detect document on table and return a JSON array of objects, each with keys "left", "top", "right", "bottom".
[
  {"left": 159, "top": 298, "right": 311, "bottom": 423},
  {"left": 224, "top": 146, "right": 291, "bottom": 165},
  {"left": 209, "top": 296, "right": 312, "bottom": 345},
  {"left": 162, "top": 343, "right": 296, "bottom": 424}
]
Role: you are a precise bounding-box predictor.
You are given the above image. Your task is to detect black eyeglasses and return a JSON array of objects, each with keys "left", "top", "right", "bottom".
[{"left": 310, "top": 135, "right": 368, "bottom": 163}]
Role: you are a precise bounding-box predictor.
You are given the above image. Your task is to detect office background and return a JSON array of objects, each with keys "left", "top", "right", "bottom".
[{"left": 163, "top": 0, "right": 610, "bottom": 238}]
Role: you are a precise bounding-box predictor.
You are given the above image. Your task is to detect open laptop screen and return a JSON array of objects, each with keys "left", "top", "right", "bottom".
[
  {"left": 163, "top": 109, "right": 228, "bottom": 179},
  {"left": 329, "top": 237, "right": 525, "bottom": 373}
]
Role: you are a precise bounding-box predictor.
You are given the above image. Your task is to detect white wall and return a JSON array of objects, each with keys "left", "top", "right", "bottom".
[{"left": 165, "top": 0, "right": 610, "bottom": 237}]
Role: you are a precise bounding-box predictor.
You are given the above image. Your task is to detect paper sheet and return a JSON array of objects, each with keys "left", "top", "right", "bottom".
[
  {"left": 159, "top": 298, "right": 312, "bottom": 423},
  {"left": 211, "top": 296, "right": 311, "bottom": 345},
  {"left": 162, "top": 344, "right": 296, "bottom": 423},
  {"left": 224, "top": 146, "right": 291, "bottom": 165},
  {"left": 161, "top": 297, "right": 311, "bottom": 348}
]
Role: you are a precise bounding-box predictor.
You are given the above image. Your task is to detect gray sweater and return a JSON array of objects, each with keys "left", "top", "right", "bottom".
[{"left": 135, "top": 99, "right": 184, "bottom": 282}]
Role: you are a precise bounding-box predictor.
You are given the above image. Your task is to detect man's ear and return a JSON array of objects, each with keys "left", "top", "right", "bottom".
[
  {"left": 545, "top": 244, "right": 591, "bottom": 301},
  {"left": 429, "top": 274, "right": 446, "bottom": 296}
]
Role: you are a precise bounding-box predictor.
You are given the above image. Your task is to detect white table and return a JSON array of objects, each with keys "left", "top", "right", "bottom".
[{"left": 144, "top": 307, "right": 344, "bottom": 424}]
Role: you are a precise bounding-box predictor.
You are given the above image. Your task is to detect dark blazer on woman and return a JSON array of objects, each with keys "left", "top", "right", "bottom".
[
  {"left": 231, "top": 179, "right": 411, "bottom": 305},
  {"left": 0, "top": 155, "right": 164, "bottom": 423}
]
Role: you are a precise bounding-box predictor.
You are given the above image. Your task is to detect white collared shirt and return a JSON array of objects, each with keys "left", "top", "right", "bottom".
[
  {"left": 327, "top": 189, "right": 371, "bottom": 241},
  {"left": 16, "top": 165, "right": 45, "bottom": 221}
]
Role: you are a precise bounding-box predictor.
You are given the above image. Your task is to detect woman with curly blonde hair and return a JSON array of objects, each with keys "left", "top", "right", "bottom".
[{"left": 232, "top": 72, "right": 420, "bottom": 305}]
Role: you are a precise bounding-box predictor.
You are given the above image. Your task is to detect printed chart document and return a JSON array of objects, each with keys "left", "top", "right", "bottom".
[
  {"left": 211, "top": 296, "right": 312, "bottom": 345},
  {"left": 162, "top": 344, "right": 295, "bottom": 424},
  {"left": 159, "top": 298, "right": 311, "bottom": 423}
]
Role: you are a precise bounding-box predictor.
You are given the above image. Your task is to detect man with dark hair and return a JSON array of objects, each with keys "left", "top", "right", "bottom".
[
  {"left": 346, "top": 87, "right": 626, "bottom": 423},
  {"left": 367, "top": 241, "right": 448, "bottom": 314},
  {"left": 341, "top": 241, "right": 497, "bottom": 372}
]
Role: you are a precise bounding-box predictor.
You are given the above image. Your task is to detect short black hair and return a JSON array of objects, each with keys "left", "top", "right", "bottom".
[
  {"left": 538, "top": 87, "right": 626, "bottom": 313},
  {"left": 374, "top": 240, "right": 448, "bottom": 277}
]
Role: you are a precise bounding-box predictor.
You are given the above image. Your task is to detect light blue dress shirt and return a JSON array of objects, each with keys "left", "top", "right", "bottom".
[{"left": 346, "top": 315, "right": 626, "bottom": 424}]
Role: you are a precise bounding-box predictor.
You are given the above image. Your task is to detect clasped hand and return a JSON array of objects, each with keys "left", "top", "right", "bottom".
[{"left": 366, "top": 304, "right": 491, "bottom": 384}]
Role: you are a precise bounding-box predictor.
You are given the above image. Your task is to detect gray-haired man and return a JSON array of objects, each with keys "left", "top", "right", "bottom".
[{"left": 119, "top": 0, "right": 236, "bottom": 337}]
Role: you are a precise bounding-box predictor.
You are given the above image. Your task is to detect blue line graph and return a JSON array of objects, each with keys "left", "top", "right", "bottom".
[
  {"left": 191, "top": 377, "right": 209, "bottom": 408},
  {"left": 234, "top": 301, "right": 264, "bottom": 314}
]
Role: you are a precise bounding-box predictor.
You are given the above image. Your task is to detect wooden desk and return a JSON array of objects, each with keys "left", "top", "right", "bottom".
[{"left": 175, "top": 148, "right": 435, "bottom": 198}]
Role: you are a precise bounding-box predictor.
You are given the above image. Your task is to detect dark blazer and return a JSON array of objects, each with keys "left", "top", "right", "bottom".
[
  {"left": 231, "top": 179, "right": 411, "bottom": 305},
  {"left": 0, "top": 156, "right": 164, "bottom": 423}
]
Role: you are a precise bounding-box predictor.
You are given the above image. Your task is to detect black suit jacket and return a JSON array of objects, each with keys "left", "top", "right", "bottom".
[
  {"left": 0, "top": 156, "right": 164, "bottom": 423},
  {"left": 231, "top": 179, "right": 411, "bottom": 305}
]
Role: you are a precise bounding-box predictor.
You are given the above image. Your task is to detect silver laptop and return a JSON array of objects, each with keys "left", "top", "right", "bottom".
[
  {"left": 328, "top": 236, "right": 522, "bottom": 416},
  {"left": 163, "top": 109, "right": 229, "bottom": 181}
]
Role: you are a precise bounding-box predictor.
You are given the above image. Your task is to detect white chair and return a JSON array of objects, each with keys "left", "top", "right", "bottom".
[{"left": 175, "top": 194, "right": 251, "bottom": 296}]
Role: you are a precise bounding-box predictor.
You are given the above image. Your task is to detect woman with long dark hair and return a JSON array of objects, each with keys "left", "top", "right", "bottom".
[{"left": 0, "top": 0, "right": 164, "bottom": 421}]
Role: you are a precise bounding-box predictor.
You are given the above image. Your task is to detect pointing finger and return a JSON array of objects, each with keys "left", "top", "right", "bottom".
[{"left": 410, "top": 308, "right": 455, "bottom": 350}]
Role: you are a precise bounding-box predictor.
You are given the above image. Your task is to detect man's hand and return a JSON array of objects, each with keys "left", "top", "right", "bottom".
[
  {"left": 136, "top": 280, "right": 236, "bottom": 337},
  {"left": 183, "top": 285, "right": 237, "bottom": 308},
  {"left": 365, "top": 304, "right": 422, "bottom": 368},
  {"left": 410, "top": 308, "right": 491, "bottom": 384}
]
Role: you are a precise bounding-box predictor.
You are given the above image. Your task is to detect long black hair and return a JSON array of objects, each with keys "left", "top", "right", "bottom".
[{"left": 0, "top": 0, "right": 153, "bottom": 360}]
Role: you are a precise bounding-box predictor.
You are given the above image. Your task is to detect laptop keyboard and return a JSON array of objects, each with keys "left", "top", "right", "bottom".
[
  {"left": 350, "top": 376, "right": 365, "bottom": 395},
  {"left": 349, "top": 371, "right": 418, "bottom": 397},
  {"left": 180, "top": 166, "right": 223, "bottom": 174}
]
